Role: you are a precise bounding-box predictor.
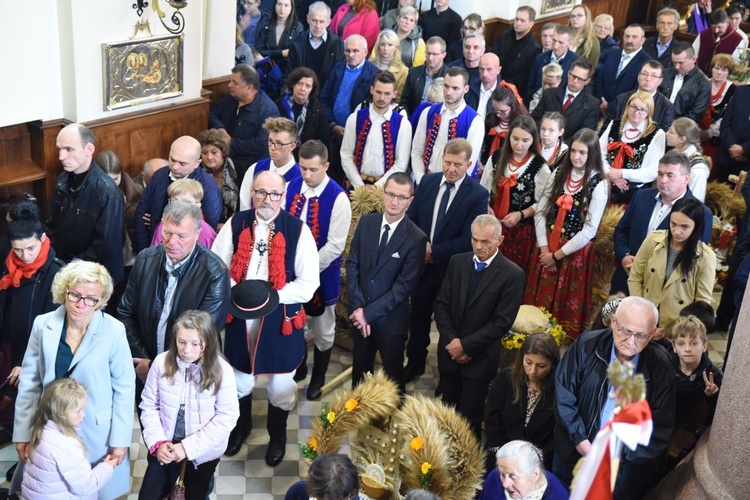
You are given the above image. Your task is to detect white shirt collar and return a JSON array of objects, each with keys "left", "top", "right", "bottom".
[
  {"left": 369, "top": 105, "right": 393, "bottom": 121},
  {"left": 303, "top": 175, "right": 330, "bottom": 197},
  {"left": 474, "top": 249, "right": 499, "bottom": 268},
  {"left": 382, "top": 213, "right": 405, "bottom": 234},
  {"left": 270, "top": 157, "right": 298, "bottom": 174},
  {"left": 440, "top": 174, "right": 466, "bottom": 191}
]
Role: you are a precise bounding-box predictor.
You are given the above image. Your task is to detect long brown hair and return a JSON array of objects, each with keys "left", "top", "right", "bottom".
[
  {"left": 492, "top": 115, "right": 541, "bottom": 196},
  {"left": 511, "top": 334, "right": 560, "bottom": 404},
  {"left": 542, "top": 128, "right": 603, "bottom": 217},
  {"left": 29, "top": 378, "right": 88, "bottom": 455},
  {"left": 164, "top": 310, "right": 224, "bottom": 395}
]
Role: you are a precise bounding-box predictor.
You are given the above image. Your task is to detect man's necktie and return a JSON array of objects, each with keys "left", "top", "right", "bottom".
[
  {"left": 377, "top": 224, "right": 390, "bottom": 259},
  {"left": 475, "top": 261, "right": 488, "bottom": 271},
  {"left": 616, "top": 53, "right": 630, "bottom": 78},
  {"left": 434, "top": 182, "right": 455, "bottom": 236},
  {"left": 562, "top": 93, "right": 574, "bottom": 113}
]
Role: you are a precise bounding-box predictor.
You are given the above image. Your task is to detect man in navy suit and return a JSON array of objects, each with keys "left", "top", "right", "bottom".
[
  {"left": 404, "top": 139, "right": 489, "bottom": 383},
  {"left": 715, "top": 84, "right": 750, "bottom": 183},
  {"left": 530, "top": 58, "right": 599, "bottom": 140},
  {"left": 611, "top": 151, "right": 713, "bottom": 294},
  {"left": 346, "top": 172, "right": 428, "bottom": 393},
  {"left": 526, "top": 25, "right": 580, "bottom": 104},
  {"left": 433, "top": 214, "right": 524, "bottom": 438},
  {"left": 595, "top": 25, "right": 651, "bottom": 116}
]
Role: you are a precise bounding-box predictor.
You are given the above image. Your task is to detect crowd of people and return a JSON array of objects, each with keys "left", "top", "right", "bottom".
[{"left": 1, "top": 0, "right": 750, "bottom": 498}]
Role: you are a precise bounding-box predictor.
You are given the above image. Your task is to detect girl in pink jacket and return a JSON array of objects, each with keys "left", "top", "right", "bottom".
[
  {"left": 139, "top": 310, "right": 239, "bottom": 500},
  {"left": 22, "top": 378, "right": 118, "bottom": 499}
]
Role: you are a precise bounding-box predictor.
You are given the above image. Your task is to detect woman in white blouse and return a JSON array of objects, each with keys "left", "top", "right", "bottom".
[
  {"left": 666, "top": 117, "right": 710, "bottom": 202},
  {"left": 525, "top": 128, "right": 609, "bottom": 337},
  {"left": 600, "top": 91, "right": 666, "bottom": 205}
]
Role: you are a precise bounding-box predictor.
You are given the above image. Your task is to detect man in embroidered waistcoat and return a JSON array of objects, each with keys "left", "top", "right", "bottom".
[
  {"left": 404, "top": 139, "right": 489, "bottom": 383},
  {"left": 238, "top": 117, "right": 302, "bottom": 211},
  {"left": 346, "top": 172, "right": 427, "bottom": 394},
  {"left": 212, "top": 171, "right": 319, "bottom": 465},
  {"left": 341, "top": 71, "right": 412, "bottom": 189},
  {"left": 411, "top": 66, "right": 484, "bottom": 184},
  {"left": 693, "top": 9, "right": 744, "bottom": 73},
  {"left": 285, "top": 140, "right": 352, "bottom": 400}
]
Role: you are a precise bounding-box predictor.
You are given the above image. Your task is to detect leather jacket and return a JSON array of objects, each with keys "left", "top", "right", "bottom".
[{"left": 117, "top": 243, "right": 230, "bottom": 360}]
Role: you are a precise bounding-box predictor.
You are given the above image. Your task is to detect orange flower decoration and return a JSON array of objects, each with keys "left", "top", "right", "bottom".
[
  {"left": 345, "top": 399, "right": 358, "bottom": 413},
  {"left": 308, "top": 436, "right": 318, "bottom": 451},
  {"left": 411, "top": 436, "right": 424, "bottom": 451}
]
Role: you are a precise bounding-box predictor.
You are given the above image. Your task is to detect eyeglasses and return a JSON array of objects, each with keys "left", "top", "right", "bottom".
[
  {"left": 66, "top": 289, "right": 101, "bottom": 308},
  {"left": 628, "top": 104, "right": 649, "bottom": 114},
  {"left": 614, "top": 323, "right": 651, "bottom": 342},
  {"left": 344, "top": 48, "right": 362, "bottom": 54},
  {"left": 252, "top": 189, "right": 284, "bottom": 201},
  {"left": 568, "top": 73, "right": 589, "bottom": 83},
  {"left": 268, "top": 140, "right": 294, "bottom": 149},
  {"left": 569, "top": 13, "right": 585, "bottom": 19},
  {"left": 638, "top": 72, "right": 663, "bottom": 80},
  {"left": 383, "top": 191, "right": 412, "bottom": 202}
]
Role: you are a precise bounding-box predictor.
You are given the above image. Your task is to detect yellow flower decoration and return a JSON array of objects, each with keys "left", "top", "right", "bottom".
[
  {"left": 421, "top": 462, "right": 432, "bottom": 475},
  {"left": 411, "top": 436, "right": 424, "bottom": 451},
  {"left": 327, "top": 411, "right": 336, "bottom": 424},
  {"left": 308, "top": 436, "right": 318, "bottom": 451},
  {"left": 345, "top": 399, "right": 358, "bottom": 413}
]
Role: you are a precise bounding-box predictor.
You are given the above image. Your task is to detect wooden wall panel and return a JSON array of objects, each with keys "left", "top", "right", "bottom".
[{"left": 203, "top": 75, "right": 231, "bottom": 105}]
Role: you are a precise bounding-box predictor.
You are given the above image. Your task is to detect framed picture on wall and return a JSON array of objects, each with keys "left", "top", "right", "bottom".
[
  {"left": 102, "top": 34, "right": 184, "bottom": 111},
  {"left": 541, "top": 0, "right": 576, "bottom": 15}
]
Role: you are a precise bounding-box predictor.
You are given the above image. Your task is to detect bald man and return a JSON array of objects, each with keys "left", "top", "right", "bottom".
[
  {"left": 134, "top": 158, "right": 168, "bottom": 188},
  {"left": 476, "top": 53, "right": 521, "bottom": 119},
  {"left": 133, "top": 136, "right": 223, "bottom": 252},
  {"left": 49, "top": 123, "right": 125, "bottom": 283}
]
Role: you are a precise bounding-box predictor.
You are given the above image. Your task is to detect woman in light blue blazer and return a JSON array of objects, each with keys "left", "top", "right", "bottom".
[{"left": 13, "top": 260, "right": 135, "bottom": 499}]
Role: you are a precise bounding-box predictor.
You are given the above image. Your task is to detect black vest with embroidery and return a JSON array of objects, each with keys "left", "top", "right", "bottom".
[
  {"left": 509, "top": 154, "right": 547, "bottom": 227},
  {"left": 546, "top": 173, "right": 603, "bottom": 238},
  {"left": 606, "top": 120, "right": 659, "bottom": 204}
]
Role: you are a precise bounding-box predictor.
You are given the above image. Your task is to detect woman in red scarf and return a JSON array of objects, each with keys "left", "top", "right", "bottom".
[
  {"left": 0, "top": 216, "right": 63, "bottom": 446},
  {"left": 599, "top": 91, "right": 665, "bottom": 205},
  {"left": 525, "top": 129, "right": 609, "bottom": 337},
  {"left": 481, "top": 115, "right": 549, "bottom": 274}
]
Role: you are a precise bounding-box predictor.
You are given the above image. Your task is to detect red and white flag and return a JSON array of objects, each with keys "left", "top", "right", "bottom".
[{"left": 570, "top": 399, "right": 653, "bottom": 500}]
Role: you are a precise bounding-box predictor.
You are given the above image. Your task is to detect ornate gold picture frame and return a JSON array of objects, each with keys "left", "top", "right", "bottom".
[
  {"left": 541, "top": 0, "right": 576, "bottom": 15},
  {"left": 102, "top": 34, "right": 183, "bottom": 111}
]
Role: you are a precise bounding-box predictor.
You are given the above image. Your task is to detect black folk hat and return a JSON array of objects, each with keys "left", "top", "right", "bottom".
[{"left": 228, "top": 280, "right": 279, "bottom": 320}]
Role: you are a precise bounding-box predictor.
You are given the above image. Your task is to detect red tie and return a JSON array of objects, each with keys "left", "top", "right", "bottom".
[{"left": 562, "top": 93, "right": 574, "bottom": 113}]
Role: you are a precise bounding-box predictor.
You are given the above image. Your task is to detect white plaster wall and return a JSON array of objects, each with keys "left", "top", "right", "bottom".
[{"left": 203, "top": 0, "right": 237, "bottom": 79}]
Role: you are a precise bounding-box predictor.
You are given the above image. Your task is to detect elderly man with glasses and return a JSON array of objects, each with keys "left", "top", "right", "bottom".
[
  {"left": 212, "top": 170, "right": 319, "bottom": 465},
  {"left": 553, "top": 296, "right": 676, "bottom": 500}
]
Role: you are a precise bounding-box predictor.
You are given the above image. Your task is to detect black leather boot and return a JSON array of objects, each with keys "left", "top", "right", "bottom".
[
  {"left": 306, "top": 347, "right": 332, "bottom": 400},
  {"left": 265, "top": 402, "right": 289, "bottom": 466},
  {"left": 293, "top": 349, "right": 308, "bottom": 382},
  {"left": 225, "top": 394, "right": 253, "bottom": 456}
]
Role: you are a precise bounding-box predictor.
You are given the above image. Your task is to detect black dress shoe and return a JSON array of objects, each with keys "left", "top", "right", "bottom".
[
  {"left": 224, "top": 425, "right": 251, "bottom": 457},
  {"left": 265, "top": 434, "right": 286, "bottom": 466},
  {"left": 404, "top": 364, "right": 425, "bottom": 383}
]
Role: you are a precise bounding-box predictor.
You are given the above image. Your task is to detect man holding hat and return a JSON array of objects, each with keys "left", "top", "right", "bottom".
[
  {"left": 285, "top": 140, "right": 351, "bottom": 401},
  {"left": 212, "top": 170, "right": 319, "bottom": 465}
]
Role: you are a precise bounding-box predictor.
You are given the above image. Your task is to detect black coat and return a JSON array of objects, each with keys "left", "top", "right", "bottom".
[
  {"left": 400, "top": 64, "right": 448, "bottom": 117},
  {"left": 255, "top": 19, "right": 304, "bottom": 74},
  {"left": 555, "top": 329, "right": 676, "bottom": 469},
  {"left": 117, "top": 244, "right": 230, "bottom": 360},
  {"left": 484, "top": 367, "right": 556, "bottom": 471},
  {"left": 658, "top": 66, "right": 711, "bottom": 122},
  {"left": 286, "top": 28, "right": 344, "bottom": 83},
  {"left": 492, "top": 29, "right": 542, "bottom": 97},
  {"left": 531, "top": 86, "right": 600, "bottom": 140},
  {"left": 0, "top": 248, "right": 64, "bottom": 367},
  {"left": 717, "top": 84, "right": 750, "bottom": 180},
  {"left": 48, "top": 162, "right": 125, "bottom": 284}
]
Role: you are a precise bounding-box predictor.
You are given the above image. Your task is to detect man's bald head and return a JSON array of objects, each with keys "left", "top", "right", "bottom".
[
  {"left": 479, "top": 53, "right": 502, "bottom": 87},
  {"left": 252, "top": 171, "right": 286, "bottom": 220},
  {"left": 142, "top": 158, "right": 168, "bottom": 185},
  {"left": 168, "top": 136, "right": 202, "bottom": 179}
]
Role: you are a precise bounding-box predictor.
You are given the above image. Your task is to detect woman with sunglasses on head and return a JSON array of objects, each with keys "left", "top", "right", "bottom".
[{"left": 628, "top": 197, "right": 716, "bottom": 341}]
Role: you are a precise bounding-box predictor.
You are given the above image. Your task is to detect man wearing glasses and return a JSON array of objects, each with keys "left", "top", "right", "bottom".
[
  {"left": 607, "top": 60, "right": 675, "bottom": 131},
  {"left": 401, "top": 36, "right": 449, "bottom": 117},
  {"left": 239, "top": 117, "right": 301, "bottom": 211},
  {"left": 212, "top": 170, "right": 319, "bottom": 465},
  {"left": 346, "top": 172, "right": 427, "bottom": 394},
  {"left": 554, "top": 296, "right": 676, "bottom": 498},
  {"left": 531, "top": 58, "right": 599, "bottom": 141},
  {"left": 209, "top": 64, "right": 281, "bottom": 183}
]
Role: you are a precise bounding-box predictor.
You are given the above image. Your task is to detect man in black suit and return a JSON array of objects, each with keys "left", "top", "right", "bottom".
[
  {"left": 595, "top": 24, "right": 652, "bottom": 116},
  {"left": 401, "top": 36, "right": 448, "bottom": 117},
  {"left": 433, "top": 214, "right": 524, "bottom": 438},
  {"left": 715, "top": 83, "right": 750, "bottom": 183},
  {"left": 531, "top": 59, "right": 599, "bottom": 140},
  {"left": 611, "top": 151, "right": 713, "bottom": 295},
  {"left": 404, "top": 139, "right": 489, "bottom": 383},
  {"left": 346, "top": 172, "right": 427, "bottom": 393},
  {"left": 492, "top": 6, "right": 542, "bottom": 97},
  {"left": 642, "top": 8, "right": 680, "bottom": 70},
  {"left": 658, "top": 43, "right": 711, "bottom": 122},
  {"left": 607, "top": 60, "right": 675, "bottom": 131}
]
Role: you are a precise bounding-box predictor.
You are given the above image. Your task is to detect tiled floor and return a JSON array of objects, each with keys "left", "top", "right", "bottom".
[{"left": 0, "top": 328, "right": 729, "bottom": 499}]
